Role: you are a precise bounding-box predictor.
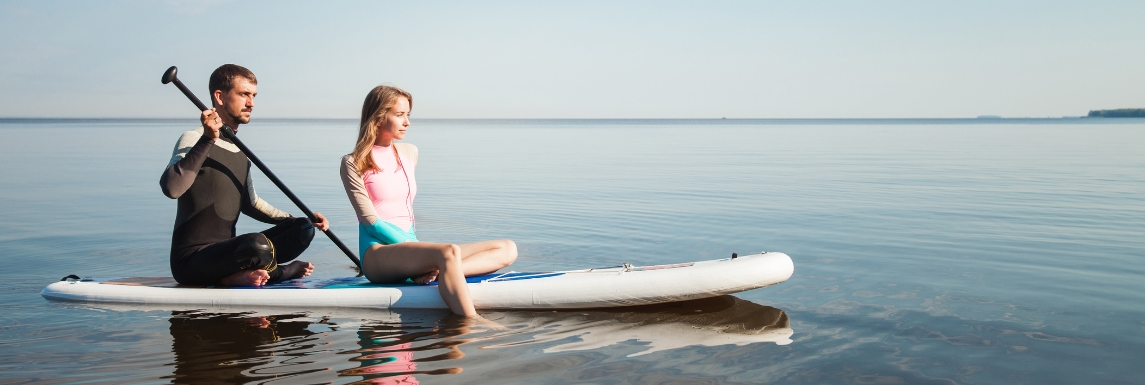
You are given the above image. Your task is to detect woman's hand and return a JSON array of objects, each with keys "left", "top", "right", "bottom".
[{"left": 200, "top": 109, "right": 223, "bottom": 140}]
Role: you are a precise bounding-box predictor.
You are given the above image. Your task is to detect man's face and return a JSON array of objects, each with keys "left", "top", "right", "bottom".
[{"left": 214, "top": 77, "right": 257, "bottom": 124}]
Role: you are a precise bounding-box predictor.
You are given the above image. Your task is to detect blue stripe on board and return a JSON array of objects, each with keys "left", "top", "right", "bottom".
[
  {"left": 453, "top": 272, "right": 564, "bottom": 284},
  {"left": 253, "top": 272, "right": 565, "bottom": 289}
]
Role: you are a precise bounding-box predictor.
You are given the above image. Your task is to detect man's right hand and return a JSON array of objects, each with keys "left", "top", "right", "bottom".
[{"left": 200, "top": 108, "right": 223, "bottom": 140}]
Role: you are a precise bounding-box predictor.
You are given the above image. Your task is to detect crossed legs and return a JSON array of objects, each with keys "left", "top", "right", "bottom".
[{"left": 173, "top": 217, "right": 317, "bottom": 287}]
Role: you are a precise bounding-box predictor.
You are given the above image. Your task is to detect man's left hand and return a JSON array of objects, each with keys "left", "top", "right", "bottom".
[{"left": 312, "top": 212, "right": 330, "bottom": 231}]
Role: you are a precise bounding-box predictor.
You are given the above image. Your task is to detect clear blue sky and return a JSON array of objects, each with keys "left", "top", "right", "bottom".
[{"left": 2, "top": 1, "right": 1142, "bottom": 118}]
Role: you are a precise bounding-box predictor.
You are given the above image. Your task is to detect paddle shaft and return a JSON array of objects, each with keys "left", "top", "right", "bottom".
[{"left": 163, "top": 69, "right": 363, "bottom": 272}]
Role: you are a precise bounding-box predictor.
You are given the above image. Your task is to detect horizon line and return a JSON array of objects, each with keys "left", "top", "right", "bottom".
[{"left": 0, "top": 116, "right": 1102, "bottom": 121}]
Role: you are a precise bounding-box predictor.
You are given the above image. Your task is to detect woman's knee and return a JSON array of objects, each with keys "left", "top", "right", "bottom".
[
  {"left": 501, "top": 240, "right": 518, "bottom": 263},
  {"left": 436, "top": 244, "right": 462, "bottom": 266},
  {"left": 503, "top": 240, "right": 517, "bottom": 255}
]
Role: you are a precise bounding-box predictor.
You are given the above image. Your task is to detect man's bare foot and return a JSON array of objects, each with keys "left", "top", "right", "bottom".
[
  {"left": 278, "top": 261, "right": 314, "bottom": 281},
  {"left": 220, "top": 270, "right": 270, "bottom": 287},
  {"left": 414, "top": 270, "right": 439, "bottom": 284}
]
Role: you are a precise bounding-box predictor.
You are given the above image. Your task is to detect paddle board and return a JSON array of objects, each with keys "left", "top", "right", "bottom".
[{"left": 41, "top": 251, "right": 793, "bottom": 309}]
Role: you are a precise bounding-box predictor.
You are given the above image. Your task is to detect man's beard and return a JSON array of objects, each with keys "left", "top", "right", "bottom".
[{"left": 229, "top": 111, "right": 250, "bottom": 124}]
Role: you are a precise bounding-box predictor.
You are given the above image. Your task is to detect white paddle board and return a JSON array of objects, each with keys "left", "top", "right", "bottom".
[{"left": 41, "top": 251, "right": 793, "bottom": 309}]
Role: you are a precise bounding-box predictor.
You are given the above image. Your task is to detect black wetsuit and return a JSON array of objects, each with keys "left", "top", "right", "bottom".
[{"left": 160, "top": 129, "right": 314, "bottom": 285}]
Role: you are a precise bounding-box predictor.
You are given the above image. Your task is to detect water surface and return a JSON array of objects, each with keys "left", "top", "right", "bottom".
[{"left": 1, "top": 118, "right": 1142, "bottom": 384}]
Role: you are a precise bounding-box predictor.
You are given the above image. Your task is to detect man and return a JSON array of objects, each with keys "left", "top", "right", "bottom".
[{"left": 160, "top": 64, "right": 328, "bottom": 286}]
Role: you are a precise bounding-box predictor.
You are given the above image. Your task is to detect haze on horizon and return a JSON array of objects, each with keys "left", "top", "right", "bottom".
[{"left": 1, "top": 1, "right": 1142, "bottom": 119}]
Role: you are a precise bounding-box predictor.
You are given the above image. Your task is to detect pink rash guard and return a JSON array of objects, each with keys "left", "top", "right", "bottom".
[{"left": 363, "top": 144, "right": 417, "bottom": 231}]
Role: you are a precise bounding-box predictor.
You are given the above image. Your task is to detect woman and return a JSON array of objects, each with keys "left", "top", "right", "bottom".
[{"left": 340, "top": 85, "right": 517, "bottom": 317}]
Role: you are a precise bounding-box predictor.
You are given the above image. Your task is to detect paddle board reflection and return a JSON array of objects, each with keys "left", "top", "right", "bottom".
[
  {"left": 482, "top": 295, "right": 792, "bottom": 357},
  {"left": 142, "top": 295, "right": 792, "bottom": 383},
  {"left": 343, "top": 297, "right": 790, "bottom": 381}
]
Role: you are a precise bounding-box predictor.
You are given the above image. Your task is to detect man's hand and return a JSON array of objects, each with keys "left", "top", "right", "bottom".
[
  {"left": 200, "top": 108, "right": 223, "bottom": 140},
  {"left": 312, "top": 212, "right": 330, "bottom": 231}
]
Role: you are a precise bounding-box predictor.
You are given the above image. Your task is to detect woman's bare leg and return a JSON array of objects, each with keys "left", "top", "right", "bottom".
[
  {"left": 459, "top": 239, "right": 518, "bottom": 275},
  {"left": 415, "top": 239, "right": 518, "bottom": 283},
  {"left": 363, "top": 242, "right": 476, "bottom": 317}
]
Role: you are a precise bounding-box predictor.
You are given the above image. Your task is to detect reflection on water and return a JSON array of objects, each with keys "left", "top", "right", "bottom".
[
  {"left": 155, "top": 296, "right": 789, "bottom": 383},
  {"left": 483, "top": 296, "right": 791, "bottom": 357},
  {"left": 167, "top": 311, "right": 325, "bottom": 384},
  {"left": 344, "top": 315, "right": 471, "bottom": 384}
]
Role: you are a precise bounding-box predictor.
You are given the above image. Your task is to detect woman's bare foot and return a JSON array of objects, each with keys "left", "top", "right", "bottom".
[
  {"left": 472, "top": 315, "right": 509, "bottom": 331},
  {"left": 220, "top": 269, "right": 270, "bottom": 286},
  {"left": 278, "top": 261, "right": 314, "bottom": 281},
  {"left": 414, "top": 270, "right": 439, "bottom": 284},
  {"left": 439, "top": 313, "right": 507, "bottom": 333}
]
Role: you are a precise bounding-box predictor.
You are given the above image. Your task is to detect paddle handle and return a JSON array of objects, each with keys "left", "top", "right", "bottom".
[{"left": 168, "top": 74, "right": 211, "bottom": 112}]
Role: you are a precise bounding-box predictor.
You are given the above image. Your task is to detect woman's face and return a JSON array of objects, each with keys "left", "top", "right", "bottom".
[{"left": 376, "top": 97, "right": 411, "bottom": 143}]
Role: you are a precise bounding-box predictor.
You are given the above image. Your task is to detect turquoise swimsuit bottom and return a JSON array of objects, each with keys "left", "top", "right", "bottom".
[{"left": 359, "top": 220, "right": 419, "bottom": 257}]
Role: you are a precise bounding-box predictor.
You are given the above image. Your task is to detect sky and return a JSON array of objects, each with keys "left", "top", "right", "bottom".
[{"left": 1, "top": 0, "right": 1143, "bottom": 119}]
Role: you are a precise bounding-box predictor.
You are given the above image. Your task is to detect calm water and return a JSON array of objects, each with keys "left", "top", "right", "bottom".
[{"left": 1, "top": 118, "right": 1142, "bottom": 384}]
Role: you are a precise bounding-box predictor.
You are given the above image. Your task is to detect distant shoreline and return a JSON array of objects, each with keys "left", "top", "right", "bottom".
[{"left": 1087, "top": 109, "right": 1145, "bottom": 118}]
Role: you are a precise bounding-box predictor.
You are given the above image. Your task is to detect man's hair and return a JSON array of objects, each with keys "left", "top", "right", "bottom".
[{"left": 208, "top": 64, "right": 257, "bottom": 99}]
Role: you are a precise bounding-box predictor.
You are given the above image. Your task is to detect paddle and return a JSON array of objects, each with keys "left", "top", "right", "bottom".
[{"left": 161, "top": 66, "right": 363, "bottom": 274}]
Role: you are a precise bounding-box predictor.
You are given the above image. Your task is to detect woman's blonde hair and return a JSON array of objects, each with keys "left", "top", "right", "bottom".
[{"left": 352, "top": 85, "right": 413, "bottom": 174}]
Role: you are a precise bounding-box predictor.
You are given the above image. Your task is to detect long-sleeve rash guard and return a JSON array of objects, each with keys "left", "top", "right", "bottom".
[{"left": 340, "top": 144, "right": 418, "bottom": 256}]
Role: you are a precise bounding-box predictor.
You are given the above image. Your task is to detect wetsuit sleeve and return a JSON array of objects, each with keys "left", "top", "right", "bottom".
[
  {"left": 160, "top": 129, "right": 212, "bottom": 199},
  {"left": 241, "top": 164, "right": 293, "bottom": 224},
  {"left": 340, "top": 155, "right": 381, "bottom": 225}
]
